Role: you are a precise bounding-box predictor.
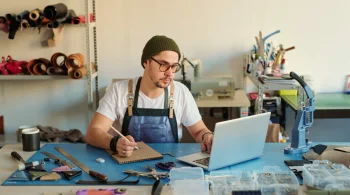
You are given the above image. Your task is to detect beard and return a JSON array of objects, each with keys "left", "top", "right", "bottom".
[{"left": 150, "top": 75, "right": 172, "bottom": 88}]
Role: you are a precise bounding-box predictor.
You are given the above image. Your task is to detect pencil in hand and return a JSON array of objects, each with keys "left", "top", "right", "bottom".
[{"left": 109, "top": 125, "right": 139, "bottom": 150}]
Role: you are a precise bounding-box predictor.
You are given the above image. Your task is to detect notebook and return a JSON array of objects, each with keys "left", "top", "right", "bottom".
[{"left": 106, "top": 141, "right": 163, "bottom": 164}]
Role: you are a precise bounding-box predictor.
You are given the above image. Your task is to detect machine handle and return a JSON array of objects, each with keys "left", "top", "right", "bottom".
[{"left": 290, "top": 71, "right": 307, "bottom": 88}]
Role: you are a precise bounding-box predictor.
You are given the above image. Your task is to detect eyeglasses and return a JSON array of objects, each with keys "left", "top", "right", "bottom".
[{"left": 151, "top": 57, "right": 181, "bottom": 73}]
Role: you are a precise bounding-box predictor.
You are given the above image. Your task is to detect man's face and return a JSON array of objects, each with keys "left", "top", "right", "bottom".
[{"left": 144, "top": 51, "right": 179, "bottom": 88}]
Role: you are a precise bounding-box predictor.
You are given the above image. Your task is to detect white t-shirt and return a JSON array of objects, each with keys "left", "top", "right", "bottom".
[{"left": 96, "top": 77, "right": 202, "bottom": 141}]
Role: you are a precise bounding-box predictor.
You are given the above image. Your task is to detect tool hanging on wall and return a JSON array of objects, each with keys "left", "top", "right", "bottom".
[{"left": 284, "top": 71, "right": 315, "bottom": 154}]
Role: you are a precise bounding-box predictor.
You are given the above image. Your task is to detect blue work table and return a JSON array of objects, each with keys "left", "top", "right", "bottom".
[{"left": 0, "top": 142, "right": 349, "bottom": 194}]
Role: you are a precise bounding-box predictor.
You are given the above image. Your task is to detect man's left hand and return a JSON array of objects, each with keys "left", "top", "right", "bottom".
[{"left": 201, "top": 133, "right": 214, "bottom": 153}]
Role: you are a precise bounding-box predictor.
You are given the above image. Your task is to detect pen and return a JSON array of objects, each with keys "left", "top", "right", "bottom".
[{"left": 109, "top": 125, "right": 139, "bottom": 150}]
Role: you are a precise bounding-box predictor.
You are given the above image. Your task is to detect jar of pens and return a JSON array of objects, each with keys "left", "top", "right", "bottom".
[{"left": 246, "top": 30, "right": 295, "bottom": 78}]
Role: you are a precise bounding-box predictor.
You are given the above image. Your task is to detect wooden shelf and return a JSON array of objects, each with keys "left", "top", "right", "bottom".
[{"left": 0, "top": 71, "right": 97, "bottom": 80}]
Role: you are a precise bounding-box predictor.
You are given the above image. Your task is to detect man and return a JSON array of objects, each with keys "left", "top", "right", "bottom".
[{"left": 86, "top": 35, "right": 214, "bottom": 158}]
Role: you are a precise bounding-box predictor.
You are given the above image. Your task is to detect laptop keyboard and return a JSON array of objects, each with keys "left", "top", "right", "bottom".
[{"left": 193, "top": 157, "right": 210, "bottom": 166}]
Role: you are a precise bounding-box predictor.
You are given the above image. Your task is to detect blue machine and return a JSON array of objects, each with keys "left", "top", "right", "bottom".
[{"left": 284, "top": 72, "right": 315, "bottom": 154}]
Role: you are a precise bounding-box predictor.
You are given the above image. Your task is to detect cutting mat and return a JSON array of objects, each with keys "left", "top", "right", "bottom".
[
  {"left": 2, "top": 143, "right": 201, "bottom": 186},
  {"left": 2, "top": 143, "right": 303, "bottom": 186}
]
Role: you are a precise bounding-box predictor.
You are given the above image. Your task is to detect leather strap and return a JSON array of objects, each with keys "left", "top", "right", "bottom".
[
  {"left": 169, "top": 81, "right": 174, "bottom": 118},
  {"left": 65, "top": 53, "right": 85, "bottom": 69},
  {"left": 127, "top": 79, "right": 133, "bottom": 116},
  {"left": 76, "top": 174, "right": 140, "bottom": 185}
]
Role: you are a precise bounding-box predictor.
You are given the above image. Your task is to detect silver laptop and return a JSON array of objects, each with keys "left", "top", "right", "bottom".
[{"left": 177, "top": 112, "right": 271, "bottom": 171}]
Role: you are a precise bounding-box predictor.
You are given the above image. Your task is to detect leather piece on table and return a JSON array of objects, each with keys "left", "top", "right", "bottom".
[
  {"left": 265, "top": 124, "right": 280, "bottom": 143},
  {"left": 40, "top": 172, "right": 61, "bottom": 181},
  {"left": 37, "top": 125, "right": 86, "bottom": 143},
  {"left": 303, "top": 145, "right": 350, "bottom": 167},
  {"left": 65, "top": 53, "right": 84, "bottom": 69}
]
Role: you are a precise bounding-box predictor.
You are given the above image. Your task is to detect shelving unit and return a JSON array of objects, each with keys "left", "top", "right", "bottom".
[
  {"left": 243, "top": 55, "right": 304, "bottom": 114},
  {"left": 0, "top": 0, "right": 99, "bottom": 123}
]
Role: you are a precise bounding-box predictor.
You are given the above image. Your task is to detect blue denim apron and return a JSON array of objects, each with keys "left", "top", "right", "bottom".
[{"left": 121, "top": 77, "right": 178, "bottom": 143}]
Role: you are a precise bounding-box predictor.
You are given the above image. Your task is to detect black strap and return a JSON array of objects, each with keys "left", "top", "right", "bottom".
[
  {"left": 76, "top": 174, "right": 140, "bottom": 185},
  {"left": 133, "top": 77, "right": 169, "bottom": 109}
]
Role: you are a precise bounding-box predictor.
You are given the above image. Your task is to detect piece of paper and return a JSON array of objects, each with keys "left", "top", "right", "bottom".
[{"left": 106, "top": 141, "right": 163, "bottom": 164}]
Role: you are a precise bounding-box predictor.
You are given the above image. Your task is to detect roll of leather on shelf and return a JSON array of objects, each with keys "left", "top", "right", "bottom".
[
  {"left": 29, "top": 9, "right": 41, "bottom": 21},
  {"left": 43, "top": 3, "right": 68, "bottom": 20},
  {"left": 70, "top": 66, "right": 87, "bottom": 79},
  {"left": 0, "top": 17, "right": 9, "bottom": 33},
  {"left": 47, "top": 20, "right": 59, "bottom": 29},
  {"left": 64, "top": 10, "right": 77, "bottom": 24},
  {"left": 27, "top": 58, "right": 51, "bottom": 75},
  {"left": 20, "top": 19, "right": 30, "bottom": 29},
  {"left": 5, "top": 13, "right": 16, "bottom": 21},
  {"left": 65, "top": 53, "right": 85, "bottom": 69},
  {"left": 16, "top": 10, "right": 29, "bottom": 21},
  {"left": 51, "top": 52, "right": 67, "bottom": 69},
  {"left": 47, "top": 67, "right": 67, "bottom": 75}
]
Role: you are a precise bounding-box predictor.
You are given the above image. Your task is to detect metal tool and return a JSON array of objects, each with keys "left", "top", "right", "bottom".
[
  {"left": 123, "top": 166, "right": 168, "bottom": 180},
  {"left": 41, "top": 151, "right": 76, "bottom": 169},
  {"left": 284, "top": 71, "right": 315, "bottom": 154},
  {"left": 55, "top": 147, "right": 108, "bottom": 182}
]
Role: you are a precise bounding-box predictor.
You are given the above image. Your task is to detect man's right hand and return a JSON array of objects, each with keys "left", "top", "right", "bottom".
[{"left": 116, "top": 135, "right": 137, "bottom": 158}]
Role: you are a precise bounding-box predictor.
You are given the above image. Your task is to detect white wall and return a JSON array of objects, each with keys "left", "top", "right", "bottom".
[{"left": 1, "top": 0, "right": 349, "bottom": 134}]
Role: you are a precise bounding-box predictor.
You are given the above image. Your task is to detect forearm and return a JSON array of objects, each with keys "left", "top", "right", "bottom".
[
  {"left": 86, "top": 127, "right": 114, "bottom": 150},
  {"left": 193, "top": 128, "right": 212, "bottom": 143}
]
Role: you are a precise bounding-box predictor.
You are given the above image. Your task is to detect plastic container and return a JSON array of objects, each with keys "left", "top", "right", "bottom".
[
  {"left": 208, "top": 170, "right": 256, "bottom": 195},
  {"left": 302, "top": 160, "right": 350, "bottom": 190},
  {"left": 169, "top": 167, "right": 209, "bottom": 195},
  {"left": 207, "top": 166, "right": 299, "bottom": 195}
]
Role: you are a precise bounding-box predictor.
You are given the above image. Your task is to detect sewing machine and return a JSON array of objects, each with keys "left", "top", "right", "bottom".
[
  {"left": 190, "top": 77, "right": 235, "bottom": 100},
  {"left": 178, "top": 55, "right": 236, "bottom": 100},
  {"left": 284, "top": 71, "right": 315, "bottom": 154}
]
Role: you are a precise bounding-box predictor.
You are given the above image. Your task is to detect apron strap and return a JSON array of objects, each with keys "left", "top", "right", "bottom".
[
  {"left": 169, "top": 81, "right": 174, "bottom": 118},
  {"left": 127, "top": 79, "right": 134, "bottom": 116}
]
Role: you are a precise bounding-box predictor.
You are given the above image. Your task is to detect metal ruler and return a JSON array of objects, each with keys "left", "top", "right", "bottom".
[
  {"left": 41, "top": 151, "right": 76, "bottom": 169},
  {"left": 54, "top": 146, "right": 108, "bottom": 182}
]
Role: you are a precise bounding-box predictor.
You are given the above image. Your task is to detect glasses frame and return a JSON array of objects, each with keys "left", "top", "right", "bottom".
[{"left": 150, "top": 57, "right": 182, "bottom": 73}]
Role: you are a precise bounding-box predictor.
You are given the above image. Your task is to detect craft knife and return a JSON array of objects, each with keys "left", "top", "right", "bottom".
[{"left": 55, "top": 147, "right": 108, "bottom": 182}]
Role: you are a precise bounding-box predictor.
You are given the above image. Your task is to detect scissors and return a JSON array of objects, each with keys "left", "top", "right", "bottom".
[
  {"left": 123, "top": 165, "right": 168, "bottom": 180},
  {"left": 155, "top": 162, "right": 176, "bottom": 170}
]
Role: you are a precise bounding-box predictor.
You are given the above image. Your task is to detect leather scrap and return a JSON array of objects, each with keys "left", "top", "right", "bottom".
[
  {"left": 303, "top": 145, "right": 350, "bottom": 167},
  {"left": 37, "top": 125, "right": 85, "bottom": 143},
  {"left": 40, "top": 172, "right": 61, "bottom": 181},
  {"left": 312, "top": 144, "right": 327, "bottom": 155},
  {"left": 28, "top": 171, "right": 50, "bottom": 180},
  {"left": 52, "top": 165, "right": 70, "bottom": 172},
  {"left": 62, "top": 171, "right": 82, "bottom": 180}
]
